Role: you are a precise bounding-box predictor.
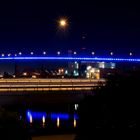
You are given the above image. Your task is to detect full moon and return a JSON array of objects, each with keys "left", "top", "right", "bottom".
[{"left": 59, "top": 19, "right": 67, "bottom": 27}]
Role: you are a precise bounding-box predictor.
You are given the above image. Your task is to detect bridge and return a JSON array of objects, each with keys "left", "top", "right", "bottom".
[
  {"left": 0, "top": 56, "right": 140, "bottom": 62},
  {"left": 0, "top": 78, "right": 105, "bottom": 92}
]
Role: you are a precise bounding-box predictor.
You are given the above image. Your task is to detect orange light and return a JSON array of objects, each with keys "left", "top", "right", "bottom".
[
  {"left": 59, "top": 18, "right": 68, "bottom": 28},
  {"left": 29, "top": 115, "right": 33, "bottom": 124},
  {"left": 60, "top": 19, "right": 67, "bottom": 26},
  {"left": 74, "top": 118, "right": 77, "bottom": 128},
  {"left": 42, "top": 116, "right": 45, "bottom": 123},
  {"left": 57, "top": 117, "right": 60, "bottom": 128}
]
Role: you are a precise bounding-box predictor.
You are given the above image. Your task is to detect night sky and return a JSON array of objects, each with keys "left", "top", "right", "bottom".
[{"left": 0, "top": 1, "right": 140, "bottom": 56}]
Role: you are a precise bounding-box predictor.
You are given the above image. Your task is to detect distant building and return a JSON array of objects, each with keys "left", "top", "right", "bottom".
[
  {"left": 79, "top": 61, "right": 116, "bottom": 79},
  {"left": 66, "top": 61, "right": 79, "bottom": 77}
]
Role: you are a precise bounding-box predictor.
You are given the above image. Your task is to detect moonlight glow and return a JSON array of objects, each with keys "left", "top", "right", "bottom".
[{"left": 59, "top": 19, "right": 67, "bottom": 27}]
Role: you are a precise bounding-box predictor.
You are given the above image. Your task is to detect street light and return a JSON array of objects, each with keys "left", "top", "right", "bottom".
[
  {"left": 19, "top": 52, "right": 22, "bottom": 55},
  {"left": 129, "top": 52, "right": 133, "bottom": 56},
  {"left": 31, "top": 52, "right": 34, "bottom": 55},
  {"left": 8, "top": 53, "right": 11, "bottom": 57},
  {"left": 57, "top": 51, "right": 61, "bottom": 55},
  {"left": 110, "top": 52, "right": 113, "bottom": 56},
  {"left": 92, "top": 52, "right": 95, "bottom": 55},
  {"left": 43, "top": 51, "right": 46, "bottom": 55}
]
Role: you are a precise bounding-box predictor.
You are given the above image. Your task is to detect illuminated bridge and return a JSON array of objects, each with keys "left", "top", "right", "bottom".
[
  {"left": 0, "top": 78, "right": 105, "bottom": 92},
  {"left": 0, "top": 56, "right": 140, "bottom": 62},
  {"left": 0, "top": 56, "right": 138, "bottom": 94}
]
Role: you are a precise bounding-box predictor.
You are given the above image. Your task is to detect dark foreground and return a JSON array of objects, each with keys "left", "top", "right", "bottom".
[
  {"left": 0, "top": 70, "right": 138, "bottom": 140},
  {"left": 32, "top": 134, "right": 75, "bottom": 140}
]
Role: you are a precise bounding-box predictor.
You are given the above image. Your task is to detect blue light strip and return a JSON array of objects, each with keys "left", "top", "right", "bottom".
[
  {"left": 50, "top": 113, "right": 69, "bottom": 120},
  {"left": 74, "top": 114, "right": 79, "bottom": 120},
  {"left": 1, "top": 56, "right": 140, "bottom": 62},
  {"left": 26, "top": 110, "right": 47, "bottom": 121},
  {"left": 26, "top": 110, "right": 79, "bottom": 121}
]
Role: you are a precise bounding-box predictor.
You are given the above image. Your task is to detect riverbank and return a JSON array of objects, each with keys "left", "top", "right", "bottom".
[{"left": 32, "top": 134, "right": 76, "bottom": 140}]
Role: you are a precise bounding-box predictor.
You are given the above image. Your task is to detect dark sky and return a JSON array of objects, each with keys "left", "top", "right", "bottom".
[{"left": 0, "top": 0, "right": 140, "bottom": 56}]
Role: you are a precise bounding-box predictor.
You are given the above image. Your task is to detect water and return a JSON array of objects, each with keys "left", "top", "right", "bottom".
[
  {"left": 26, "top": 110, "right": 78, "bottom": 127},
  {"left": 0, "top": 92, "right": 80, "bottom": 135},
  {"left": 25, "top": 110, "right": 79, "bottom": 135},
  {"left": 0, "top": 107, "right": 79, "bottom": 135}
]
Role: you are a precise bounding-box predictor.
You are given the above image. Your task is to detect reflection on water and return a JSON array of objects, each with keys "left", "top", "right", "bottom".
[
  {"left": 57, "top": 117, "right": 60, "bottom": 128},
  {"left": 42, "top": 116, "right": 45, "bottom": 124},
  {"left": 26, "top": 110, "right": 78, "bottom": 130},
  {"left": 29, "top": 115, "right": 33, "bottom": 124},
  {"left": 74, "top": 118, "right": 77, "bottom": 128}
]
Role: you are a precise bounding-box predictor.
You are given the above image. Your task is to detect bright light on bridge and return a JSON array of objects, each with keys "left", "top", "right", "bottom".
[
  {"left": 110, "top": 52, "right": 113, "bottom": 56},
  {"left": 8, "top": 53, "right": 11, "bottom": 57},
  {"left": 19, "top": 52, "right": 22, "bottom": 55},
  {"left": 92, "top": 52, "right": 95, "bottom": 55},
  {"left": 31, "top": 52, "right": 34, "bottom": 55},
  {"left": 1, "top": 54, "right": 4, "bottom": 57},
  {"left": 43, "top": 51, "right": 46, "bottom": 55},
  {"left": 130, "top": 52, "right": 133, "bottom": 56}
]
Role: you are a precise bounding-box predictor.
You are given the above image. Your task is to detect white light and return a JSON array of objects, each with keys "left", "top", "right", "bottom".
[
  {"left": 87, "top": 66, "right": 92, "bottom": 70},
  {"left": 43, "top": 51, "right": 46, "bottom": 55},
  {"left": 65, "top": 70, "right": 68, "bottom": 75},
  {"left": 19, "top": 52, "right": 22, "bottom": 55},
  {"left": 92, "top": 52, "right": 95, "bottom": 55},
  {"left": 74, "top": 51, "right": 77, "bottom": 55},
  {"left": 86, "top": 73, "right": 90, "bottom": 78},
  {"left": 31, "top": 52, "right": 34, "bottom": 55},
  {"left": 110, "top": 62, "right": 116, "bottom": 69},
  {"left": 32, "top": 75, "right": 37, "bottom": 78},
  {"left": 42, "top": 116, "right": 45, "bottom": 124},
  {"left": 99, "top": 62, "right": 105, "bottom": 69},
  {"left": 23, "top": 72, "right": 27, "bottom": 76},
  {"left": 57, "top": 51, "right": 60, "bottom": 55},
  {"left": 110, "top": 52, "right": 113, "bottom": 56},
  {"left": 75, "top": 63, "right": 79, "bottom": 69},
  {"left": 1, "top": 54, "right": 4, "bottom": 57},
  {"left": 75, "top": 73, "right": 79, "bottom": 76},
  {"left": 57, "top": 117, "right": 60, "bottom": 128},
  {"left": 15, "top": 54, "right": 17, "bottom": 57},
  {"left": 75, "top": 104, "right": 79, "bottom": 110},
  {"left": 130, "top": 52, "right": 133, "bottom": 56},
  {"left": 58, "top": 68, "right": 64, "bottom": 74},
  {"left": 8, "top": 53, "right": 11, "bottom": 57},
  {"left": 90, "top": 68, "right": 95, "bottom": 73}
]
